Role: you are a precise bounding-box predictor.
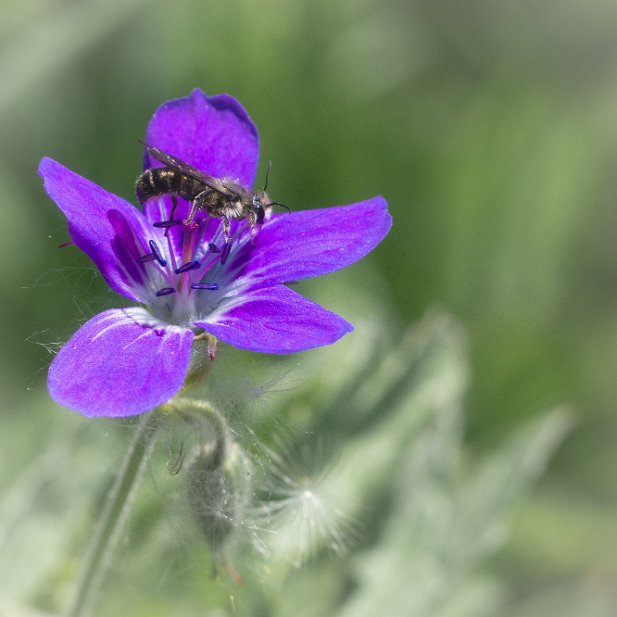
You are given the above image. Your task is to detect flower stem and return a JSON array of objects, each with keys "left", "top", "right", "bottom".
[
  {"left": 66, "top": 411, "right": 159, "bottom": 617},
  {"left": 166, "top": 397, "right": 228, "bottom": 468}
]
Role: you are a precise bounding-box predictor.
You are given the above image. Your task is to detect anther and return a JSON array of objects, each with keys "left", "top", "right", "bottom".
[
  {"left": 138, "top": 252, "right": 157, "bottom": 263},
  {"left": 208, "top": 243, "right": 220, "bottom": 253},
  {"left": 153, "top": 220, "right": 182, "bottom": 229},
  {"left": 220, "top": 243, "right": 232, "bottom": 265},
  {"left": 175, "top": 260, "right": 200, "bottom": 274},
  {"left": 190, "top": 283, "right": 219, "bottom": 291},
  {"left": 155, "top": 287, "right": 176, "bottom": 297},
  {"left": 148, "top": 240, "right": 167, "bottom": 267}
]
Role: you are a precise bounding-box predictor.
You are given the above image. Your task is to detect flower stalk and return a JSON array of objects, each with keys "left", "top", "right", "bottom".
[
  {"left": 66, "top": 411, "right": 159, "bottom": 617},
  {"left": 165, "top": 397, "right": 250, "bottom": 580}
]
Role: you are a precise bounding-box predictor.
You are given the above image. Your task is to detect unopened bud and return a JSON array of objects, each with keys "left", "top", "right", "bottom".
[{"left": 186, "top": 436, "right": 252, "bottom": 554}]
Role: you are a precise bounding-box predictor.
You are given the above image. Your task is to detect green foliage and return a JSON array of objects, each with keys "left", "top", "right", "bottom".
[
  {"left": 0, "top": 311, "right": 570, "bottom": 616},
  {"left": 2, "top": 0, "right": 617, "bottom": 614}
]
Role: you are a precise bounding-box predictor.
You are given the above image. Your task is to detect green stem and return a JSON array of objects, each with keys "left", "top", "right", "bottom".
[
  {"left": 66, "top": 411, "right": 159, "bottom": 617},
  {"left": 165, "top": 398, "right": 228, "bottom": 469}
]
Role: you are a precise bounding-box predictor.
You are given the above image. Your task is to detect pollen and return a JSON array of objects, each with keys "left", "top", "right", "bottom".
[
  {"left": 191, "top": 283, "right": 219, "bottom": 291},
  {"left": 155, "top": 287, "right": 176, "bottom": 297},
  {"left": 175, "top": 260, "right": 200, "bottom": 274}
]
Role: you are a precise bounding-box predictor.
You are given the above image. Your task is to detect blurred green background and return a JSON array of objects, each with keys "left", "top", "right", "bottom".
[{"left": 2, "top": 0, "right": 617, "bottom": 615}]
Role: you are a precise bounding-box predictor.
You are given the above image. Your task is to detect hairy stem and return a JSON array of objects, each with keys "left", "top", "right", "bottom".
[
  {"left": 66, "top": 411, "right": 159, "bottom": 617},
  {"left": 165, "top": 397, "right": 228, "bottom": 469}
]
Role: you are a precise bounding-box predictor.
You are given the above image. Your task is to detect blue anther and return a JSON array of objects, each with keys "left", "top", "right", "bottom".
[
  {"left": 175, "top": 260, "right": 200, "bottom": 274},
  {"left": 148, "top": 240, "right": 167, "bottom": 267},
  {"left": 190, "top": 283, "right": 219, "bottom": 291},
  {"left": 155, "top": 287, "right": 176, "bottom": 297},
  {"left": 153, "top": 220, "right": 182, "bottom": 228},
  {"left": 208, "top": 243, "right": 220, "bottom": 253},
  {"left": 138, "top": 252, "right": 157, "bottom": 263}
]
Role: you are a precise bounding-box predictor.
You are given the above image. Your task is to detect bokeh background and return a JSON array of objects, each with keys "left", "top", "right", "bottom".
[{"left": 2, "top": 0, "right": 617, "bottom": 615}]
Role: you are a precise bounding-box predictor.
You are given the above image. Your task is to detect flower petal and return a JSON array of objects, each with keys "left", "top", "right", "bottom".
[
  {"left": 144, "top": 88, "right": 259, "bottom": 188},
  {"left": 193, "top": 285, "right": 353, "bottom": 354},
  {"left": 39, "top": 157, "right": 154, "bottom": 303},
  {"left": 48, "top": 308, "right": 194, "bottom": 417},
  {"left": 227, "top": 197, "right": 391, "bottom": 290}
]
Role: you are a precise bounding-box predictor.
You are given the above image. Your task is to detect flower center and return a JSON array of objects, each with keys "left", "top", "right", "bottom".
[{"left": 136, "top": 204, "right": 248, "bottom": 327}]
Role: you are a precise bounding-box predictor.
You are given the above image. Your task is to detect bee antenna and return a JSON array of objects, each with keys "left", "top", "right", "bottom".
[
  {"left": 269, "top": 201, "right": 291, "bottom": 213},
  {"left": 262, "top": 160, "right": 272, "bottom": 192}
]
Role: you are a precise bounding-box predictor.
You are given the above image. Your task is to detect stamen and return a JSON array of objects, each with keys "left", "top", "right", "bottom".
[
  {"left": 208, "top": 243, "right": 220, "bottom": 253},
  {"left": 138, "top": 252, "right": 157, "bottom": 263},
  {"left": 175, "top": 260, "right": 200, "bottom": 274},
  {"left": 191, "top": 283, "right": 219, "bottom": 291},
  {"left": 220, "top": 243, "right": 232, "bottom": 265},
  {"left": 153, "top": 220, "right": 182, "bottom": 229},
  {"left": 155, "top": 287, "right": 176, "bottom": 296},
  {"left": 148, "top": 240, "right": 167, "bottom": 267},
  {"left": 193, "top": 217, "right": 207, "bottom": 253}
]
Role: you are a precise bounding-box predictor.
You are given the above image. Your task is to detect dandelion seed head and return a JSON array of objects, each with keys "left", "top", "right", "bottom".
[{"left": 256, "top": 441, "right": 356, "bottom": 566}]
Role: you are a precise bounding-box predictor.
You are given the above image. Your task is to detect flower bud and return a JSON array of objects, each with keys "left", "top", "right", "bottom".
[{"left": 186, "top": 435, "right": 252, "bottom": 555}]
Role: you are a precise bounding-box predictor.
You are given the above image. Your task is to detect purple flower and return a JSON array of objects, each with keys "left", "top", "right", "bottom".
[{"left": 39, "top": 89, "right": 391, "bottom": 418}]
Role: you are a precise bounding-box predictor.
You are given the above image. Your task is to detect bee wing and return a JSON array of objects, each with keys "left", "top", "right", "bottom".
[{"left": 145, "top": 144, "right": 235, "bottom": 197}]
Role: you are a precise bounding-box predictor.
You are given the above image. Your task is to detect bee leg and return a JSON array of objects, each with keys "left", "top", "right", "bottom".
[
  {"left": 248, "top": 210, "right": 258, "bottom": 242},
  {"left": 185, "top": 198, "right": 200, "bottom": 228},
  {"left": 219, "top": 218, "right": 233, "bottom": 265},
  {"left": 185, "top": 190, "right": 214, "bottom": 228},
  {"left": 169, "top": 195, "right": 178, "bottom": 221},
  {"left": 165, "top": 195, "right": 178, "bottom": 237}
]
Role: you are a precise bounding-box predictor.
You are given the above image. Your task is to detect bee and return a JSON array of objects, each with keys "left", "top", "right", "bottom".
[{"left": 136, "top": 144, "right": 288, "bottom": 242}]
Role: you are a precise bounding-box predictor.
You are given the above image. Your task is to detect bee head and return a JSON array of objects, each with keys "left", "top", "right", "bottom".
[
  {"left": 253, "top": 159, "right": 291, "bottom": 225},
  {"left": 252, "top": 192, "right": 270, "bottom": 224}
]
